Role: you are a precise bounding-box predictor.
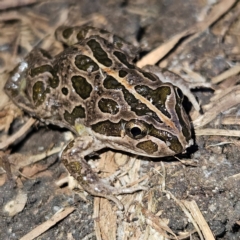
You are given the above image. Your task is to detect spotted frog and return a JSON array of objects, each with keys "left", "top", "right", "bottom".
[{"left": 5, "top": 26, "right": 193, "bottom": 209}]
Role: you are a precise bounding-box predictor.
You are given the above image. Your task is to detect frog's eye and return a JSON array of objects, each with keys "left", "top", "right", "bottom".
[{"left": 125, "top": 120, "right": 148, "bottom": 139}]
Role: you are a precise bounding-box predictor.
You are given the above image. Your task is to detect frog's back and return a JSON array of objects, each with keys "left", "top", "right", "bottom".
[
  {"left": 5, "top": 26, "right": 192, "bottom": 157},
  {"left": 4, "top": 33, "right": 143, "bottom": 133},
  {"left": 5, "top": 35, "right": 148, "bottom": 125}
]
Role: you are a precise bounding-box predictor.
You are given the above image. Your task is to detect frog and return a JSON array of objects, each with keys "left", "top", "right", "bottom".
[{"left": 4, "top": 25, "right": 193, "bottom": 210}]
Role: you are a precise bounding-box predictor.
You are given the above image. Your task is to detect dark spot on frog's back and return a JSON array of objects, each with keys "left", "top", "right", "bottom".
[
  {"left": 135, "top": 85, "right": 171, "bottom": 119},
  {"left": 62, "top": 87, "right": 69, "bottom": 95},
  {"left": 77, "top": 30, "right": 86, "bottom": 41},
  {"left": 30, "top": 65, "right": 59, "bottom": 88},
  {"left": 64, "top": 105, "right": 86, "bottom": 125},
  {"left": 75, "top": 55, "right": 99, "bottom": 72},
  {"left": 136, "top": 140, "right": 158, "bottom": 154},
  {"left": 87, "top": 39, "right": 112, "bottom": 67},
  {"left": 103, "top": 75, "right": 122, "bottom": 90},
  {"left": 119, "top": 70, "right": 128, "bottom": 78},
  {"left": 32, "top": 81, "right": 49, "bottom": 106},
  {"left": 71, "top": 76, "right": 92, "bottom": 99},
  {"left": 30, "top": 65, "right": 52, "bottom": 77},
  {"left": 99, "top": 29, "right": 109, "bottom": 34},
  {"left": 113, "top": 51, "right": 134, "bottom": 69},
  {"left": 141, "top": 71, "right": 157, "bottom": 81},
  {"left": 76, "top": 26, "right": 94, "bottom": 41},
  {"left": 62, "top": 28, "right": 73, "bottom": 39},
  {"left": 113, "top": 35, "right": 124, "bottom": 48},
  {"left": 98, "top": 98, "right": 119, "bottom": 115}
]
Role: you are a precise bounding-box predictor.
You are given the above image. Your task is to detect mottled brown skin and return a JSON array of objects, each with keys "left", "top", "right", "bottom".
[{"left": 5, "top": 26, "right": 192, "bottom": 209}]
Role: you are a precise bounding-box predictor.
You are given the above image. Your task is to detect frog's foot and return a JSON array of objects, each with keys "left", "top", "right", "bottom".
[
  {"left": 102, "top": 170, "right": 147, "bottom": 195},
  {"left": 61, "top": 137, "right": 146, "bottom": 210}
]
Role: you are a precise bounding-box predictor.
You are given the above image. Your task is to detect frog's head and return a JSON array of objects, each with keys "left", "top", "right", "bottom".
[{"left": 90, "top": 69, "right": 193, "bottom": 157}]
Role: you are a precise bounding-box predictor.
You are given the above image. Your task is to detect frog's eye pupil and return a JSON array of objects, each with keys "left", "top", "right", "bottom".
[
  {"left": 131, "top": 127, "right": 142, "bottom": 138},
  {"left": 125, "top": 120, "right": 148, "bottom": 139}
]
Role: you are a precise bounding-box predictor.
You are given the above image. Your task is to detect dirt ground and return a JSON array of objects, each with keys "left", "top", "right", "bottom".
[{"left": 0, "top": 0, "right": 240, "bottom": 239}]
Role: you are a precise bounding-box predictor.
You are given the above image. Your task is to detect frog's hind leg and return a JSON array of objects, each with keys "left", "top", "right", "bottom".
[{"left": 61, "top": 136, "right": 145, "bottom": 210}]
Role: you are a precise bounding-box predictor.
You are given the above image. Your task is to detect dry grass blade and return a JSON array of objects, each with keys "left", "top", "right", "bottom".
[
  {"left": 137, "top": 0, "right": 236, "bottom": 68},
  {"left": 206, "top": 142, "right": 233, "bottom": 148},
  {"left": 182, "top": 200, "right": 215, "bottom": 240},
  {"left": 193, "top": 85, "right": 240, "bottom": 128},
  {"left": 137, "top": 204, "right": 178, "bottom": 239},
  {"left": 96, "top": 198, "right": 117, "bottom": 240},
  {"left": 199, "top": 0, "right": 236, "bottom": 28},
  {"left": 195, "top": 128, "right": 240, "bottom": 137},
  {"left": 0, "top": 118, "right": 36, "bottom": 150},
  {"left": 93, "top": 198, "right": 103, "bottom": 240},
  {"left": 160, "top": 0, "right": 237, "bottom": 70},
  {"left": 226, "top": 173, "right": 240, "bottom": 181},
  {"left": 9, "top": 145, "right": 63, "bottom": 172},
  {"left": 221, "top": 115, "right": 240, "bottom": 125},
  {"left": 0, "top": 0, "right": 41, "bottom": 10},
  {"left": 136, "top": 29, "right": 195, "bottom": 68},
  {"left": 19, "top": 207, "right": 75, "bottom": 240},
  {"left": 165, "top": 191, "right": 204, "bottom": 240},
  {"left": 211, "top": 64, "right": 240, "bottom": 84}
]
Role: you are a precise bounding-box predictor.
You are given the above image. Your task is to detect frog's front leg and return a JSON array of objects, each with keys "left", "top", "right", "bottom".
[{"left": 61, "top": 136, "right": 145, "bottom": 210}]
